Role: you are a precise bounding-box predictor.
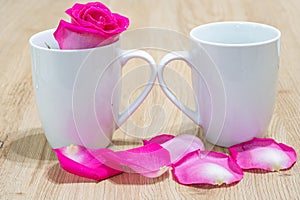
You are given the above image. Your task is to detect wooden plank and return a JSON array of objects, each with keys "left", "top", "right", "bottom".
[{"left": 0, "top": 0, "right": 299, "bottom": 199}]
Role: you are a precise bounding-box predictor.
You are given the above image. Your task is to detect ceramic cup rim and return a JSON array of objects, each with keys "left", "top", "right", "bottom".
[
  {"left": 29, "top": 28, "right": 119, "bottom": 53},
  {"left": 190, "top": 21, "right": 281, "bottom": 47}
]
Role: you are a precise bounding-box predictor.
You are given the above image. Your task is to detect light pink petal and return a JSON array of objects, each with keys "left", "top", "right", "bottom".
[
  {"left": 53, "top": 20, "right": 118, "bottom": 49},
  {"left": 229, "top": 138, "right": 297, "bottom": 171},
  {"left": 143, "top": 134, "right": 175, "bottom": 145},
  {"left": 54, "top": 145, "right": 121, "bottom": 181},
  {"left": 172, "top": 150, "right": 244, "bottom": 185},
  {"left": 144, "top": 134, "right": 205, "bottom": 163},
  {"left": 101, "top": 143, "right": 171, "bottom": 178},
  {"left": 162, "top": 134, "right": 205, "bottom": 163}
]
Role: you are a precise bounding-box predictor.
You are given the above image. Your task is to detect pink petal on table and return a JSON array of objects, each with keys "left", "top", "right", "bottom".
[
  {"left": 53, "top": 20, "right": 118, "bottom": 49},
  {"left": 229, "top": 138, "right": 297, "bottom": 171},
  {"left": 54, "top": 145, "right": 122, "bottom": 181},
  {"left": 143, "top": 134, "right": 175, "bottom": 145},
  {"left": 144, "top": 134, "right": 205, "bottom": 163},
  {"left": 172, "top": 150, "right": 244, "bottom": 186},
  {"left": 162, "top": 134, "right": 205, "bottom": 163},
  {"left": 100, "top": 143, "right": 171, "bottom": 178}
]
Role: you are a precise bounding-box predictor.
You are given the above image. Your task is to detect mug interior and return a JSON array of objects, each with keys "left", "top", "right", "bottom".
[
  {"left": 29, "top": 29, "right": 119, "bottom": 51},
  {"left": 190, "top": 21, "right": 280, "bottom": 46},
  {"left": 30, "top": 29, "right": 60, "bottom": 50}
]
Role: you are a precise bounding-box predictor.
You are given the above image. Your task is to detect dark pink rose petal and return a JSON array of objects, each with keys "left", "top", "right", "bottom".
[
  {"left": 172, "top": 150, "right": 244, "bottom": 185},
  {"left": 143, "top": 134, "right": 175, "bottom": 145},
  {"left": 106, "top": 13, "right": 130, "bottom": 33},
  {"left": 53, "top": 20, "right": 118, "bottom": 49},
  {"left": 144, "top": 134, "right": 205, "bottom": 163},
  {"left": 100, "top": 143, "right": 171, "bottom": 178},
  {"left": 74, "top": 7, "right": 114, "bottom": 31},
  {"left": 229, "top": 138, "right": 297, "bottom": 171},
  {"left": 66, "top": 2, "right": 110, "bottom": 24},
  {"left": 54, "top": 145, "right": 121, "bottom": 181}
]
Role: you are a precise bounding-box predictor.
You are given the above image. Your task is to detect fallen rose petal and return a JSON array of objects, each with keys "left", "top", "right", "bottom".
[
  {"left": 54, "top": 145, "right": 122, "bottom": 181},
  {"left": 144, "top": 134, "right": 205, "bottom": 163},
  {"left": 229, "top": 138, "right": 297, "bottom": 171},
  {"left": 100, "top": 143, "right": 171, "bottom": 178},
  {"left": 143, "top": 134, "right": 175, "bottom": 145},
  {"left": 172, "top": 150, "right": 244, "bottom": 185},
  {"left": 162, "top": 134, "right": 205, "bottom": 163}
]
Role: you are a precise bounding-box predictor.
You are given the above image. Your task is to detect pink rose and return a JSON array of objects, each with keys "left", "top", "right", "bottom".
[{"left": 54, "top": 2, "right": 129, "bottom": 49}]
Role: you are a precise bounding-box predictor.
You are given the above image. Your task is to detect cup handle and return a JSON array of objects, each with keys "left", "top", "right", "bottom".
[
  {"left": 158, "top": 51, "right": 201, "bottom": 125},
  {"left": 117, "top": 49, "right": 156, "bottom": 126}
]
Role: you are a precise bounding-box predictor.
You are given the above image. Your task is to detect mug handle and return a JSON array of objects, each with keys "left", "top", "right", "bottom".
[
  {"left": 158, "top": 51, "right": 201, "bottom": 125},
  {"left": 117, "top": 49, "right": 156, "bottom": 126}
]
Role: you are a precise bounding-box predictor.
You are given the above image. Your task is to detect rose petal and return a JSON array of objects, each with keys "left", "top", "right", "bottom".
[
  {"left": 229, "top": 138, "right": 297, "bottom": 171},
  {"left": 162, "top": 134, "right": 205, "bottom": 163},
  {"left": 54, "top": 145, "right": 121, "bottom": 181},
  {"left": 172, "top": 150, "right": 244, "bottom": 185},
  {"left": 66, "top": 2, "right": 110, "bottom": 27},
  {"left": 144, "top": 134, "right": 205, "bottom": 163},
  {"left": 66, "top": 2, "right": 110, "bottom": 20},
  {"left": 53, "top": 20, "right": 118, "bottom": 49},
  {"left": 143, "top": 134, "right": 175, "bottom": 145},
  {"left": 100, "top": 143, "right": 171, "bottom": 178}
]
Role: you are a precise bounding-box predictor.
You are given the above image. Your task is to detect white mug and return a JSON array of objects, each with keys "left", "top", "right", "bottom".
[
  {"left": 30, "top": 29, "right": 156, "bottom": 148},
  {"left": 158, "top": 22, "right": 280, "bottom": 147}
]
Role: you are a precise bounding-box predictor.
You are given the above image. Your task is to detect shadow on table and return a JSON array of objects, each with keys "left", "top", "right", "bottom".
[
  {"left": 47, "top": 163, "right": 96, "bottom": 184},
  {"left": 4, "top": 128, "right": 56, "bottom": 162},
  {"left": 47, "top": 162, "right": 169, "bottom": 185},
  {"left": 5, "top": 126, "right": 230, "bottom": 186},
  {"left": 109, "top": 171, "right": 169, "bottom": 185},
  {"left": 189, "top": 181, "right": 240, "bottom": 190}
]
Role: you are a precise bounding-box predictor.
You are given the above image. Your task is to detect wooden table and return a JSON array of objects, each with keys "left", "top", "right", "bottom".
[{"left": 1, "top": 0, "right": 299, "bottom": 199}]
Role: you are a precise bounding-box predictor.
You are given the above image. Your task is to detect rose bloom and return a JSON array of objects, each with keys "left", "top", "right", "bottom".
[{"left": 54, "top": 2, "right": 129, "bottom": 49}]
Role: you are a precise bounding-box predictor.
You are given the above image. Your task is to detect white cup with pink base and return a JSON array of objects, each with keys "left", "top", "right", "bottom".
[{"left": 30, "top": 29, "right": 156, "bottom": 148}]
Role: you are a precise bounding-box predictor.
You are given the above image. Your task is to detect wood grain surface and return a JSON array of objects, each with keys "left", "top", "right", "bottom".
[{"left": 0, "top": 0, "right": 299, "bottom": 199}]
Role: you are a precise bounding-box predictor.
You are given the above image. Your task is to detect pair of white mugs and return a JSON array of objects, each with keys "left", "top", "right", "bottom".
[{"left": 30, "top": 21, "right": 280, "bottom": 148}]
